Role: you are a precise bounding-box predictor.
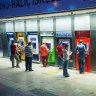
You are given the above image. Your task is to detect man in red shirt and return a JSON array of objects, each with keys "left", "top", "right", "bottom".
[
  {"left": 40, "top": 42, "right": 49, "bottom": 67},
  {"left": 56, "top": 42, "right": 63, "bottom": 69},
  {"left": 10, "top": 40, "right": 19, "bottom": 68}
]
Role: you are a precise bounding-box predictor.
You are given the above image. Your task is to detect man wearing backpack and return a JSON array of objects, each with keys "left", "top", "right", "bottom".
[{"left": 76, "top": 40, "right": 86, "bottom": 74}]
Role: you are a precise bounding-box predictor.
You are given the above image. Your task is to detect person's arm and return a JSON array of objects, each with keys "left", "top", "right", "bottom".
[
  {"left": 69, "top": 51, "right": 72, "bottom": 56},
  {"left": 75, "top": 45, "right": 79, "bottom": 54},
  {"left": 30, "top": 46, "right": 33, "bottom": 54},
  {"left": 83, "top": 45, "right": 86, "bottom": 52}
]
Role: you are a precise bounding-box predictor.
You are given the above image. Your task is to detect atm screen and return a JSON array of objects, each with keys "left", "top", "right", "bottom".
[
  {"left": 46, "top": 43, "right": 51, "bottom": 50},
  {"left": 62, "top": 42, "right": 68, "bottom": 48},
  {"left": 32, "top": 43, "right": 36, "bottom": 49},
  {"left": 19, "top": 40, "right": 24, "bottom": 46}
]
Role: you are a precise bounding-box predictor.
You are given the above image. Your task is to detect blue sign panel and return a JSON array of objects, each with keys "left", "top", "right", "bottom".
[
  {"left": 25, "top": 32, "right": 37, "bottom": 35},
  {"left": 0, "top": 0, "right": 95, "bottom": 18},
  {"left": 56, "top": 32, "right": 72, "bottom": 37},
  {"left": 6, "top": 32, "right": 15, "bottom": 56}
]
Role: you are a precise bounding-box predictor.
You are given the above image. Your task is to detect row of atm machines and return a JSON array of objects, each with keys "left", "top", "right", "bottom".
[{"left": 6, "top": 31, "right": 91, "bottom": 72}]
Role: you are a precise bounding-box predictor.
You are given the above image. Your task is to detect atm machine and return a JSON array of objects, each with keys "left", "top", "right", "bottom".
[
  {"left": 56, "top": 32, "right": 73, "bottom": 67},
  {"left": 75, "top": 31, "right": 91, "bottom": 72},
  {"left": 41, "top": 36, "right": 55, "bottom": 64},
  {"left": 16, "top": 32, "right": 26, "bottom": 60},
  {"left": 6, "top": 32, "right": 15, "bottom": 57},
  {"left": 26, "top": 32, "right": 39, "bottom": 62},
  {"left": 40, "top": 31, "right": 56, "bottom": 64}
]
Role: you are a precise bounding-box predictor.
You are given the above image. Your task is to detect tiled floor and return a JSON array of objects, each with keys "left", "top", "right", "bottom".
[{"left": 0, "top": 57, "right": 96, "bottom": 96}]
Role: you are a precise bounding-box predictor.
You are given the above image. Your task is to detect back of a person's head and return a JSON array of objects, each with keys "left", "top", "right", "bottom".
[
  {"left": 12, "top": 40, "right": 14, "bottom": 44},
  {"left": 42, "top": 42, "right": 46, "bottom": 45},
  {"left": 79, "top": 40, "right": 83, "bottom": 43},
  {"left": 28, "top": 41, "right": 32, "bottom": 45},
  {"left": 17, "top": 41, "right": 20, "bottom": 44},
  {"left": 65, "top": 43, "right": 69, "bottom": 48}
]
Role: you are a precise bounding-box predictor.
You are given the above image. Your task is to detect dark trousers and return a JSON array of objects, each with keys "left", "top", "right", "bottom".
[
  {"left": 78, "top": 57, "right": 85, "bottom": 73},
  {"left": 62, "top": 60, "right": 69, "bottom": 77},
  {"left": 25, "top": 57, "right": 32, "bottom": 71},
  {"left": 42, "top": 55, "right": 48, "bottom": 66},
  {"left": 19, "top": 53, "right": 22, "bottom": 62},
  {"left": 57, "top": 55, "right": 62, "bottom": 67},
  {"left": 11, "top": 55, "right": 19, "bottom": 67}
]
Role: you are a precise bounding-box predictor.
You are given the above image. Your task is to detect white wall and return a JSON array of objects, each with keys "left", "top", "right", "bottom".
[
  {"left": 56, "top": 16, "right": 71, "bottom": 31},
  {"left": 40, "top": 18, "right": 53, "bottom": 31},
  {"left": 15, "top": 21, "right": 24, "bottom": 32},
  {"left": 6, "top": 22, "right": 14, "bottom": 32},
  {"left": 26, "top": 20, "right": 38, "bottom": 31},
  {"left": 74, "top": 14, "right": 90, "bottom": 31}
]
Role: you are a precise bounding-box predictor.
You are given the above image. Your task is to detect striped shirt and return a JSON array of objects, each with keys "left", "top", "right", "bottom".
[{"left": 25, "top": 45, "right": 33, "bottom": 57}]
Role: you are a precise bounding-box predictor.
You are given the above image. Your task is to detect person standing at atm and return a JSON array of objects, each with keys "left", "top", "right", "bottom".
[
  {"left": 40, "top": 42, "right": 49, "bottom": 67},
  {"left": 25, "top": 41, "right": 33, "bottom": 71},
  {"left": 76, "top": 40, "right": 86, "bottom": 74},
  {"left": 10, "top": 40, "right": 20, "bottom": 68},
  {"left": 56, "top": 42, "right": 63, "bottom": 69}
]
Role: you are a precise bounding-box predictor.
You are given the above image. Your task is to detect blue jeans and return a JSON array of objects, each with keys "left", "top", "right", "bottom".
[
  {"left": 25, "top": 57, "right": 32, "bottom": 71},
  {"left": 57, "top": 55, "right": 62, "bottom": 67},
  {"left": 62, "top": 60, "right": 69, "bottom": 77},
  {"left": 78, "top": 56, "right": 85, "bottom": 73}
]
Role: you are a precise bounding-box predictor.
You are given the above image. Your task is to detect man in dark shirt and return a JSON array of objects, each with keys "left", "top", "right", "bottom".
[{"left": 10, "top": 40, "right": 19, "bottom": 68}]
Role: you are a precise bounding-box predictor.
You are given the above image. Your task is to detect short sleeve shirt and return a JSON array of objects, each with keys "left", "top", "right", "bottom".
[
  {"left": 40, "top": 45, "right": 48, "bottom": 56},
  {"left": 10, "top": 44, "right": 16, "bottom": 55},
  {"left": 63, "top": 49, "right": 69, "bottom": 61},
  {"left": 57, "top": 45, "right": 63, "bottom": 56}
]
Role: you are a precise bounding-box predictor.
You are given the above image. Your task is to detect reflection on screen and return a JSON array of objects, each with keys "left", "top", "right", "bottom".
[
  {"left": 46, "top": 43, "right": 51, "bottom": 50},
  {"left": 32, "top": 43, "right": 36, "bottom": 49},
  {"left": 19, "top": 40, "right": 24, "bottom": 46},
  {"left": 62, "top": 42, "right": 69, "bottom": 48}
]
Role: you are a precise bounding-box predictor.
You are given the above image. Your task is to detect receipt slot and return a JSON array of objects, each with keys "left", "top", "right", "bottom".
[{"left": 75, "top": 31, "right": 91, "bottom": 72}]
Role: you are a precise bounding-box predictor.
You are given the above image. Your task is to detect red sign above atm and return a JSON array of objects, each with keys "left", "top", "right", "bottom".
[{"left": 75, "top": 31, "right": 90, "bottom": 39}]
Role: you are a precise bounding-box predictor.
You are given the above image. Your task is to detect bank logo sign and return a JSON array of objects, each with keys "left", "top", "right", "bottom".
[{"left": 0, "top": 0, "right": 96, "bottom": 18}]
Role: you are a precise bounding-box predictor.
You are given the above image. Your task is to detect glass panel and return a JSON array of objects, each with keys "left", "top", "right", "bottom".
[
  {"left": 15, "top": 21, "right": 24, "bottom": 32},
  {"left": 26, "top": 20, "right": 38, "bottom": 31},
  {"left": 74, "top": 14, "right": 90, "bottom": 30},
  {"left": 40, "top": 18, "right": 53, "bottom": 31},
  {"left": 6, "top": 22, "right": 14, "bottom": 32},
  {"left": 56, "top": 16, "right": 71, "bottom": 31}
]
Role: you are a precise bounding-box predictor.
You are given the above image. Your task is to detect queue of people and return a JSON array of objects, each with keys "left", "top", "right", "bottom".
[{"left": 10, "top": 40, "right": 87, "bottom": 77}]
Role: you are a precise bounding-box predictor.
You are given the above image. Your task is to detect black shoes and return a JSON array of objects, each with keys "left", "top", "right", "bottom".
[
  {"left": 29, "top": 69, "right": 34, "bottom": 71},
  {"left": 12, "top": 66, "right": 20, "bottom": 68},
  {"left": 25, "top": 69, "right": 34, "bottom": 71}
]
